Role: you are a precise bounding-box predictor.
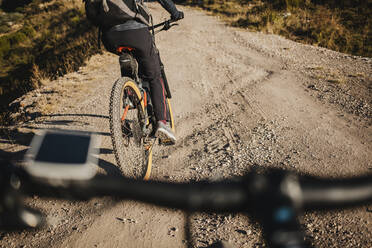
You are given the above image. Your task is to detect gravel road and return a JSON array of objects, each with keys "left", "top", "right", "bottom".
[{"left": 1, "top": 3, "right": 371, "bottom": 248}]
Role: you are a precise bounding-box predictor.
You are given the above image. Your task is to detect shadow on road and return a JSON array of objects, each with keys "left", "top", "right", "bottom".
[
  {"left": 44, "top": 113, "right": 109, "bottom": 119},
  {"left": 0, "top": 148, "right": 29, "bottom": 164},
  {"left": 1, "top": 112, "right": 116, "bottom": 173},
  {"left": 99, "top": 148, "right": 113, "bottom": 154},
  {"left": 98, "top": 158, "right": 123, "bottom": 177}
]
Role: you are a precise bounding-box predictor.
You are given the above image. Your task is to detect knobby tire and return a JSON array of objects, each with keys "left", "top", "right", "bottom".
[{"left": 109, "top": 77, "right": 151, "bottom": 179}]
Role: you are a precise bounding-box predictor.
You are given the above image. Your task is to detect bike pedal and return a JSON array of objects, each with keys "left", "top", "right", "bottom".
[
  {"left": 144, "top": 142, "right": 152, "bottom": 150},
  {"left": 145, "top": 145, "right": 154, "bottom": 152},
  {"left": 144, "top": 137, "right": 155, "bottom": 149}
]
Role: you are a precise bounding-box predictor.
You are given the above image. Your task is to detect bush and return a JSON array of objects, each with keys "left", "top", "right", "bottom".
[
  {"left": 0, "top": 24, "right": 35, "bottom": 60},
  {"left": 1, "top": 0, "right": 32, "bottom": 12},
  {"left": 0, "top": 35, "right": 10, "bottom": 58},
  {"left": 0, "top": 11, "right": 24, "bottom": 30}
]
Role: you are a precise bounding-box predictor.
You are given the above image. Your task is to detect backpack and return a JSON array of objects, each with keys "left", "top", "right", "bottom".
[{"left": 84, "top": 0, "right": 151, "bottom": 29}]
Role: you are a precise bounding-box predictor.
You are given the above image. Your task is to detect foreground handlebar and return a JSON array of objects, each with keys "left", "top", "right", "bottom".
[
  {"left": 4, "top": 167, "right": 372, "bottom": 248},
  {"left": 300, "top": 175, "right": 372, "bottom": 210},
  {"left": 21, "top": 170, "right": 372, "bottom": 213}
]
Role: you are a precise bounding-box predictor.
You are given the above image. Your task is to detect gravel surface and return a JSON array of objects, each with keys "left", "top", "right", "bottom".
[{"left": 1, "top": 3, "right": 371, "bottom": 248}]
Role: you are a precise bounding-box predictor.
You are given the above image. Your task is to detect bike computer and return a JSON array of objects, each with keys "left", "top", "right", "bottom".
[{"left": 25, "top": 130, "right": 99, "bottom": 180}]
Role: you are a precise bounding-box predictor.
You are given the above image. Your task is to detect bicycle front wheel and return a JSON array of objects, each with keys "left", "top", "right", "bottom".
[{"left": 109, "top": 77, "right": 151, "bottom": 179}]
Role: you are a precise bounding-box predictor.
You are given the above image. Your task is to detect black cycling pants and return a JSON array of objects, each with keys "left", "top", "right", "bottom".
[{"left": 102, "top": 27, "right": 168, "bottom": 122}]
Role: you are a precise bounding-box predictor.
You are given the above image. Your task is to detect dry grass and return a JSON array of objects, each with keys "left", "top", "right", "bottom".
[
  {"left": 0, "top": 0, "right": 100, "bottom": 118},
  {"left": 30, "top": 64, "right": 49, "bottom": 88},
  {"left": 179, "top": 0, "right": 371, "bottom": 57}
]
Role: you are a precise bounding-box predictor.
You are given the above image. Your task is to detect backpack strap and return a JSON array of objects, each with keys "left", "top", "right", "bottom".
[
  {"left": 102, "top": 0, "right": 109, "bottom": 12},
  {"left": 133, "top": 0, "right": 141, "bottom": 22}
]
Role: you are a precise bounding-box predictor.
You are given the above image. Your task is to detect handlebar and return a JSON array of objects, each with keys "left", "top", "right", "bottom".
[
  {"left": 23, "top": 173, "right": 247, "bottom": 212},
  {"left": 2, "top": 164, "right": 372, "bottom": 248},
  {"left": 300, "top": 174, "right": 372, "bottom": 210},
  {"left": 19, "top": 169, "right": 372, "bottom": 213},
  {"left": 151, "top": 19, "right": 175, "bottom": 30},
  {"left": 149, "top": 18, "right": 179, "bottom": 35}
]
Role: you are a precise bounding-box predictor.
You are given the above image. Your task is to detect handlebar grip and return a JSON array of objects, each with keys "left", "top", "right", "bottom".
[{"left": 301, "top": 175, "right": 372, "bottom": 210}]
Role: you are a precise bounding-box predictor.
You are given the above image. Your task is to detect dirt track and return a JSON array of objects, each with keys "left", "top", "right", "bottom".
[{"left": 1, "top": 3, "right": 371, "bottom": 248}]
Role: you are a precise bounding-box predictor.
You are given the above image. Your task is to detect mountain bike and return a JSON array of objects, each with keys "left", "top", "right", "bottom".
[{"left": 109, "top": 19, "right": 177, "bottom": 180}]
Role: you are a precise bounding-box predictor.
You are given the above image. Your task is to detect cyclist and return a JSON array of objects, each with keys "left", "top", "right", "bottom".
[{"left": 100, "top": 0, "right": 183, "bottom": 144}]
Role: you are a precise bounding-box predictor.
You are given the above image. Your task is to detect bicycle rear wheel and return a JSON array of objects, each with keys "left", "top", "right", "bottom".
[{"left": 109, "top": 77, "right": 152, "bottom": 179}]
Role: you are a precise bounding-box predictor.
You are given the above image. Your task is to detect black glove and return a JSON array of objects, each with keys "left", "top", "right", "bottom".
[{"left": 171, "top": 11, "right": 184, "bottom": 21}]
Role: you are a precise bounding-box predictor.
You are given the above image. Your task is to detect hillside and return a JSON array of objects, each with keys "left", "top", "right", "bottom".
[
  {"left": 0, "top": 0, "right": 98, "bottom": 121},
  {"left": 177, "top": 0, "right": 371, "bottom": 57}
]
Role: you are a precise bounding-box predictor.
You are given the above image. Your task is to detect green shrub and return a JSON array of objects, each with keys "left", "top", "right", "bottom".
[
  {"left": 9, "top": 32, "right": 27, "bottom": 45},
  {"left": 0, "top": 24, "right": 35, "bottom": 60},
  {"left": 70, "top": 15, "right": 80, "bottom": 26},
  {"left": 21, "top": 24, "right": 36, "bottom": 37},
  {"left": 0, "top": 24, "right": 10, "bottom": 32},
  {"left": 0, "top": 36, "right": 10, "bottom": 57}
]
